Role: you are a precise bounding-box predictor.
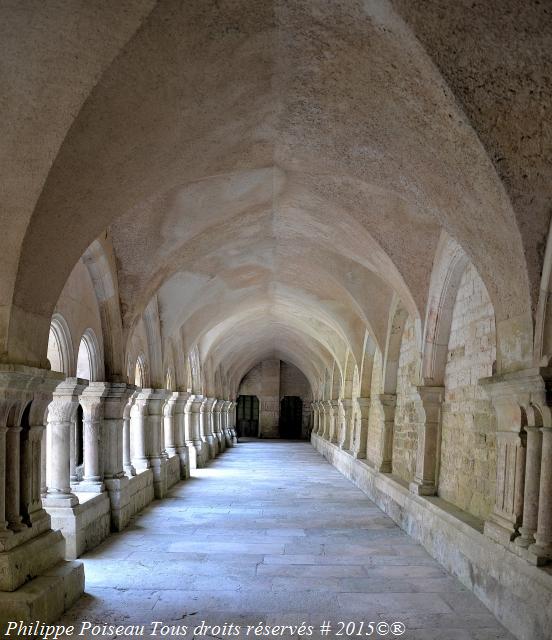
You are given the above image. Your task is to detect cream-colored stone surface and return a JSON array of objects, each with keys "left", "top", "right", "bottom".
[
  {"left": 313, "top": 435, "right": 551, "bottom": 640},
  {"left": 392, "top": 318, "right": 422, "bottom": 484},
  {"left": 439, "top": 264, "right": 497, "bottom": 520},
  {"left": 1, "top": 3, "right": 551, "bottom": 637},
  {"left": 366, "top": 349, "right": 383, "bottom": 465}
]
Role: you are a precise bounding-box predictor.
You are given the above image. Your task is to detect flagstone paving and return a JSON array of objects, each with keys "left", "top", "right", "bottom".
[{"left": 58, "top": 440, "right": 515, "bottom": 640}]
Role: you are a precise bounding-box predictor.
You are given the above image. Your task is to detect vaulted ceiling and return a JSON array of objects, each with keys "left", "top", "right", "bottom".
[{"left": 2, "top": 0, "right": 550, "bottom": 385}]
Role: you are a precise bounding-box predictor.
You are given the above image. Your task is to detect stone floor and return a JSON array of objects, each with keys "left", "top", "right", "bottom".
[{"left": 57, "top": 440, "right": 515, "bottom": 640}]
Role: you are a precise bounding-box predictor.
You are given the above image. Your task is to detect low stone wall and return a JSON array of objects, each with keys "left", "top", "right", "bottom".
[
  {"left": 128, "top": 469, "right": 155, "bottom": 518},
  {"left": 167, "top": 455, "right": 181, "bottom": 490},
  {"left": 312, "top": 434, "right": 552, "bottom": 640},
  {"left": 49, "top": 492, "right": 111, "bottom": 560},
  {"left": 0, "top": 560, "right": 84, "bottom": 628}
]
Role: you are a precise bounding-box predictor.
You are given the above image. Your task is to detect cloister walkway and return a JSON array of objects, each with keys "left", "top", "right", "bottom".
[{"left": 59, "top": 441, "right": 514, "bottom": 639}]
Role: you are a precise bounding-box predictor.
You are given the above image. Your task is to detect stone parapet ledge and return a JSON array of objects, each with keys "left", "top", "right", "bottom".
[{"left": 311, "top": 433, "right": 552, "bottom": 640}]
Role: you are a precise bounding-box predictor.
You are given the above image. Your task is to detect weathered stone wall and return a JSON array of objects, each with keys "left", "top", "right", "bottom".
[
  {"left": 238, "top": 360, "right": 313, "bottom": 437},
  {"left": 392, "top": 318, "right": 422, "bottom": 484},
  {"left": 439, "top": 263, "right": 497, "bottom": 520},
  {"left": 238, "top": 363, "right": 262, "bottom": 397},
  {"left": 366, "top": 348, "right": 383, "bottom": 465}
]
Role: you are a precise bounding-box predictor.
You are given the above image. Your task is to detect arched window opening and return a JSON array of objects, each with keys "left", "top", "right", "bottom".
[
  {"left": 76, "top": 338, "right": 93, "bottom": 382},
  {"left": 135, "top": 355, "right": 146, "bottom": 388},
  {"left": 166, "top": 368, "right": 174, "bottom": 391},
  {"left": 47, "top": 314, "right": 74, "bottom": 376},
  {"left": 47, "top": 327, "right": 64, "bottom": 373}
]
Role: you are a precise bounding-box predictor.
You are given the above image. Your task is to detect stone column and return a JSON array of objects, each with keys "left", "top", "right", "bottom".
[
  {"left": 102, "top": 383, "right": 133, "bottom": 531},
  {"left": 130, "top": 388, "right": 153, "bottom": 472},
  {"left": 163, "top": 392, "right": 179, "bottom": 457},
  {"left": 339, "top": 399, "right": 354, "bottom": 451},
  {"left": 328, "top": 400, "right": 339, "bottom": 444},
  {"left": 220, "top": 400, "right": 232, "bottom": 447},
  {"left": 184, "top": 394, "right": 198, "bottom": 470},
  {"left": 213, "top": 400, "right": 225, "bottom": 452},
  {"left": 122, "top": 390, "right": 137, "bottom": 477},
  {"left": 310, "top": 402, "right": 319, "bottom": 436},
  {"left": 318, "top": 401, "right": 325, "bottom": 436},
  {"left": 44, "top": 378, "right": 87, "bottom": 508},
  {"left": 529, "top": 426, "right": 552, "bottom": 562},
  {"left": 0, "top": 366, "right": 84, "bottom": 618},
  {"left": 377, "top": 393, "right": 397, "bottom": 472},
  {"left": 5, "top": 422, "right": 24, "bottom": 531},
  {"left": 516, "top": 425, "right": 542, "bottom": 549},
  {"left": 316, "top": 401, "right": 324, "bottom": 436},
  {"left": 190, "top": 395, "right": 207, "bottom": 467},
  {"left": 201, "top": 397, "right": 217, "bottom": 458},
  {"left": 173, "top": 392, "right": 190, "bottom": 479},
  {"left": 148, "top": 389, "right": 170, "bottom": 499},
  {"left": 410, "top": 386, "right": 444, "bottom": 496},
  {"left": 26, "top": 374, "right": 58, "bottom": 527},
  {"left": 228, "top": 401, "right": 238, "bottom": 444},
  {"left": 352, "top": 397, "right": 371, "bottom": 459},
  {"left": 0, "top": 418, "right": 8, "bottom": 537},
  {"left": 78, "top": 382, "right": 109, "bottom": 492}
]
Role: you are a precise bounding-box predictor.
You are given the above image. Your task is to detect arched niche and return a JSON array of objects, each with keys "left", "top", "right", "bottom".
[
  {"left": 76, "top": 328, "right": 103, "bottom": 382},
  {"left": 47, "top": 313, "right": 74, "bottom": 376}
]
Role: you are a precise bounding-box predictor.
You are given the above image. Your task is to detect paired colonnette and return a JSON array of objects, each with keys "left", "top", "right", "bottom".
[{"left": 0, "top": 367, "right": 237, "bottom": 625}]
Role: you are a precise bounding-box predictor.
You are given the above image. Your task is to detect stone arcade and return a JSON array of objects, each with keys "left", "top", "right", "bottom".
[{"left": 1, "top": 2, "right": 551, "bottom": 639}]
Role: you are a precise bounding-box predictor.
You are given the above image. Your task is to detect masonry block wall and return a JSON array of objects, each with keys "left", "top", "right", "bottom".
[
  {"left": 238, "top": 359, "right": 313, "bottom": 438},
  {"left": 367, "top": 348, "right": 384, "bottom": 465},
  {"left": 392, "top": 317, "right": 422, "bottom": 484},
  {"left": 439, "top": 263, "right": 497, "bottom": 520}
]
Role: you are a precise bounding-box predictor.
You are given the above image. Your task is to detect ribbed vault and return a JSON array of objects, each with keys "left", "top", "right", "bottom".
[{"left": 2, "top": 0, "right": 548, "bottom": 379}]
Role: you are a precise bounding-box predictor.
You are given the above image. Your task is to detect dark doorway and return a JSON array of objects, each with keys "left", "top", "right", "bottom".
[
  {"left": 279, "top": 396, "right": 303, "bottom": 439},
  {"left": 236, "top": 395, "right": 259, "bottom": 437}
]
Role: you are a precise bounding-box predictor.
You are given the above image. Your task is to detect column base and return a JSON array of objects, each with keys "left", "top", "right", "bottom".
[
  {"left": 352, "top": 449, "right": 366, "bottom": 460},
  {"left": 43, "top": 492, "right": 79, "bottom": 508},
  {"left": 186, "top": 442, "right": 198, "bottom": 470},
  {"left": 0, "top": 560, "right": 84, "bottom": 631},
  {"left": 124, "top": 464, "right": 136, "bottom": 478},
  {"left": 409, "top": 480, "right": 437, "bottom": 496},
  {"left": 176, "top": 447, "right": 190, "bottom": 479},
  {"left": 215, "top": 433, "right": 225, "bottom": 452},
  {"left": 528, "top": 542, "right": 552, "bottom": 566},
  {"left": 150, "top": 457, "right": 169, "bottom": 499},
  {"left": 208, "top": 435, "right": 218, "bottom": 458},
  {"left": 194, "top": 440, "right": 208, "bottom": 467},
  {"left": 76, "top": 480, "right": 105, "bottom": 493},
  {"left": 104, "top": 476, "right": 131, "bottom": 531},
  {"left": 378, "top": 460, "right": 392, "bottom": 473},
  {"left": 514, "top": 527, "right": 536, "bottom": 549},
  {"left": 45, "top": 493, "right": 111, "bottom": 559},
  {"left": 484, "top": 512, "right": 519, "bottom": 546},
  {"left": 132, "top": 457, "right": 150, "bottom": 473}
]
